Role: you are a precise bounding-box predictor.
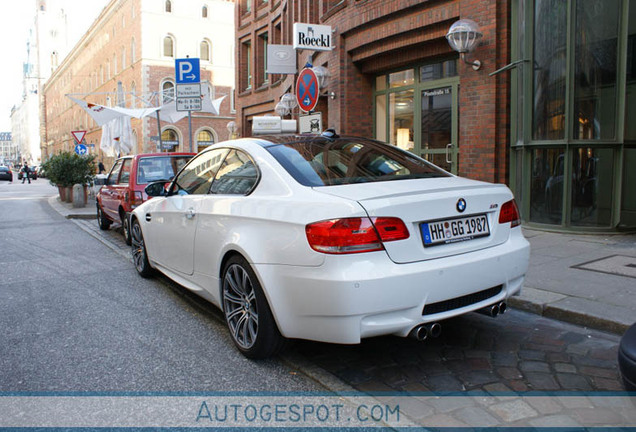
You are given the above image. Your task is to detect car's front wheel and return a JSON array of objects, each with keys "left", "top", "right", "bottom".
[
  {"left": 222, "top": 256, "right": 285, "bottom": 359},
  {"left": 131, "top": 218, "right": 154, "bottom": 278},
  {"left": 97, "top": 204, "right": 111, "bottom": 230}
]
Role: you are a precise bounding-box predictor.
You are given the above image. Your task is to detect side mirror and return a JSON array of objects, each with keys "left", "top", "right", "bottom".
[{"left": 145, "top": 181, "right": 169, "bottom": 197}]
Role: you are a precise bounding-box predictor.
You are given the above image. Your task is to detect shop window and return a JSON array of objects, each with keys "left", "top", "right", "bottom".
[
  {"left": 529, "top": 147, "right": 565, "bottom": 224},
  {"left": 197, "top": 129, "right": 215, "bottom": 153},
  {"left": 161, "top": 128, "right": 180, "bottom": 151},
  {"left": 420, "top": 59, "right": 457, "bottom": 82},
  {"left": 570, "top": 147, "right": 613, "bottom": 226},
  {"left": 389, "top": 90, "right": 414, "bottom": 150},
  {"left": 624, "top": 1, "right": 636, "bottom": 141},
  {"left": 572, "top": 0, "right": 620, "bottom": 140},
  {"left": 389, "top": 70, "right": 414, "bottom": 88},
  {"left": 532, "top": 0, "right": 567, "bottom": 141}
]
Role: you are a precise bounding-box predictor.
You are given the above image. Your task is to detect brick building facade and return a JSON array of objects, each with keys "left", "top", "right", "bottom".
[
  {"left": 42, "top": 0, "right": 235, "bottom": 170},
  {"left": 234, "top": 0, "right": 511, "bottom": 183}
]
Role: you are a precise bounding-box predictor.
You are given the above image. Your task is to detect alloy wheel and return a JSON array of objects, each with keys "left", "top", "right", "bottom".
[
  {"left": 131, "top": 220, "right": 150, "bottom": 276},
  {"left": 223, "top": 264, "right": 259, "bottom": 350}
]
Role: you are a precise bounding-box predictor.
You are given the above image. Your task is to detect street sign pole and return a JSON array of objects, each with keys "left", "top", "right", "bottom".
[
  {"left": 156, "top": 111, "right": 163, "bottom": 153},
  {"left": 175, "top": 58, "right": 201, "bottom": 153},
  {"left": 188, "top": 111, "right": 193, "bottom": 153}
]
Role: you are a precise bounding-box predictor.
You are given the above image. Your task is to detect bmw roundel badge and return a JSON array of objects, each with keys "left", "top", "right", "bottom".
[{"left": 456, "top": 198, "right": 467, "bottom": 213}]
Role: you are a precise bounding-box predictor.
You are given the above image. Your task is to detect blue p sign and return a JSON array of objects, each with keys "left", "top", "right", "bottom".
[{"left": 175, "top": 58, "right": 200, "bottom": 84}]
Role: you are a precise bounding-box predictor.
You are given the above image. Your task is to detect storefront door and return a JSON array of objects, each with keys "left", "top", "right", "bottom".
[
  {"left": 374, "top": 60, "right": 459, "bottom": 174},
  {"left": 419, "top": 85, "right": 458, "bottom": 173}
]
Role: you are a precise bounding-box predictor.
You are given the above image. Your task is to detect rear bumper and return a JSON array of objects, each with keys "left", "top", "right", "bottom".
[{"left": 255, "top": 230, "right": 530, "bottom": 344}]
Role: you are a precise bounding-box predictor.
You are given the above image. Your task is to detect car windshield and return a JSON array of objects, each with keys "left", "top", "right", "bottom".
[
  {"left": 137, "top": 155, "right": 192, "bottom": 184},
  {"left": 266, "top": 137, "right": 450, "bottom": 187}
]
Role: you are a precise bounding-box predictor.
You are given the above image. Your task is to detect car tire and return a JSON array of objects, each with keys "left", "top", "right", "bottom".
[
  {"left": 122, "top": 212, "right": 132, "bottom": 246},
  {"left": 222, "top": 255, "right": 286, "bottom": 359},
  {"left": 131, "top": 218, "right": 154, "bottom": 278},
  {"left": 97, "top": 204, "right": 111, "bottom": 230}
]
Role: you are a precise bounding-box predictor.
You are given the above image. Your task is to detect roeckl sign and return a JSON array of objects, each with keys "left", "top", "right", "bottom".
[{"left": 293, "top": 23, "right": 333, "bottom": 51}]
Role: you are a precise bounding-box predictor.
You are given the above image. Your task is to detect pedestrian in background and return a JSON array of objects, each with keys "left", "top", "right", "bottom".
[
  {"left": 98, "top": 161, "right": 106, "bottom": 174},
  {"left": 22, "top": 162, "right": 31, "bottom": 184}
]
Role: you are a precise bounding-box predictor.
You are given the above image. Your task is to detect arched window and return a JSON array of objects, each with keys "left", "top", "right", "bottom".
[
  {"left": 163, "top": 35, "right": 175, "bottom": 57},
  {"left": 162, "top": 81, "right": 175, "bottom": 104},
  {"left": 196, "top": 129, "right": 216, "bottom": 153},
  {"left": 200, "top": 40, "right": 211, "bottom": 61},
  {"left": 121, "top": 47, "right": 126, "bottom": 70},
  {"left": 202, "top": 5, "right": 208, "bottom": 17},
  {"left": 113, "top": 54, "right": 117, "bottom": 75},
  {"left": 165, "top": 0, "right": 172, "bottom": 12},
  {"left": 161, "top": 128, "right": 180, "bottom": 151},
  {"left": 131, "top": 37, "right": 136, "bottom": 63}
]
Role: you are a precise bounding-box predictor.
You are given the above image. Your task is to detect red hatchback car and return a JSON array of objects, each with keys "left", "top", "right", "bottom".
[{"left": 96, "top": 152, "right": 195, "bottom": 244}]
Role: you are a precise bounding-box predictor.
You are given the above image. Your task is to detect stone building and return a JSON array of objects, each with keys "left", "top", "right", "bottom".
[{"left": 42, "top": 0, "right": 235, "bottom": 169}]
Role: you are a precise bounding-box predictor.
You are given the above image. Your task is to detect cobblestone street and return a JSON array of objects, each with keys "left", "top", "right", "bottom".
[{"left": 295, "top": 308, "right": 622, "bottom": 393}]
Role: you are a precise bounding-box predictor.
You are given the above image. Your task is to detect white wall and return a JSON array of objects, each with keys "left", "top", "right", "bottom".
[{"left": 139, "top": 0, "right": 235, "bottom": 88}]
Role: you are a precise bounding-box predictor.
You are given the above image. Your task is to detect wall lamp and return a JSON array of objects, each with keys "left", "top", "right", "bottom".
[
  {"left": 226, "top": 121, "right": 238, "bottom": 139},
  {"left": 275, "top": 93, "right": 298, "bottom": 117},
  {"left": 446, "top": 19, "right": 483, "bottom": 71}
]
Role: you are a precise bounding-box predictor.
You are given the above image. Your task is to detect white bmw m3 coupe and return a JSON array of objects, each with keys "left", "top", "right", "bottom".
[{"left": 130, "top": 131, "right": 530, "bottom": 358}]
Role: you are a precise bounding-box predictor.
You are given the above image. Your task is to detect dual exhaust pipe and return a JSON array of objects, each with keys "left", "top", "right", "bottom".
[
  {"left": 409, "top": 322, "right": 442, "bottom": 341},
  {"left": 409, "top": 301, "right": 507, "bottom": 341},
  {"left": 476, "top": 301, "right": 507, "bottom": 318}
]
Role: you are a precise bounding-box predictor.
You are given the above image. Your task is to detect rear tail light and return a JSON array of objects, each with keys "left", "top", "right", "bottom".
[
  {"left": 305, "top": 217, "right": 409, "bottom": 254},
  {"left": 499, "top": 199, "right": 521, "bottom": 227},
  {"left": 130, "top": 191, "right": 144, "bottom": 208}
]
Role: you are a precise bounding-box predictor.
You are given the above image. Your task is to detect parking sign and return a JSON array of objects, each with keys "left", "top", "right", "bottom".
[{"left": 175, "top": 58, "right": 200, "bottom": 84}]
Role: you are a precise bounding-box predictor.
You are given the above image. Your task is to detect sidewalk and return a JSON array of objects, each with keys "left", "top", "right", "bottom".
[{"left": 49, "top": 195, "right": 636, "bottom": 335}]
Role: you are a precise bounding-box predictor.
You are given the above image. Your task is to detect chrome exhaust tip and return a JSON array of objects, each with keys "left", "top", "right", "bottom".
[
  {"left": 425, "top": 322, "right": 442, "bottom": 338},
  {"left": 498, "top": 302, "right": 507, "bottom": 314},
  {"left": 409, "top": 325, "right": 428, "bottom": 341},
  {"left": 476, "top": 303, "right": 500, "bottom": 317}
]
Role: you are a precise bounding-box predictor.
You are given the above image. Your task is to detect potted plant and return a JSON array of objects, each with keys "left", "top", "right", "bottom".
[{"left": 40, "top": 152, "right": 96, "bottom": 203}]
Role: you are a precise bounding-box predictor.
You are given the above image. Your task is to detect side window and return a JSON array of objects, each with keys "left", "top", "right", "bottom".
[
  {"left": 172, "top": 149, "right": 228, "bottom": 195},
  {"left": 119, "top": 159, "right": 131, "bottom": 184},
  {"left": 210, "top": 150, "right": 258, "bottom": 195},
  {"left": 108, "top": 160, "right": 123, "bottom": 185}
]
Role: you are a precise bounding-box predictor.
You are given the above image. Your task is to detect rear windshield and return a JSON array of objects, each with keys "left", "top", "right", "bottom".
[
  {"left": 137, "top": 156, "right": 192, "bottom": 185},
  {"left": 266, "top": 137, "right": 450, "bottom": 187}
]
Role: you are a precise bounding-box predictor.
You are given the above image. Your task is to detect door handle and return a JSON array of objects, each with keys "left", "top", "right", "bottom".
[
  {"left": 445, "top": 143, "right": 453, "bottom": 164},
  {"left": 185, "top": 208, "right": 196, "bottom": 219}
]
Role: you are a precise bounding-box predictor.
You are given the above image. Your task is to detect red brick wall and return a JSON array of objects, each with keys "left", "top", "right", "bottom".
[{"left": 235, "top": 0, "right": 511, "bottom": 183}]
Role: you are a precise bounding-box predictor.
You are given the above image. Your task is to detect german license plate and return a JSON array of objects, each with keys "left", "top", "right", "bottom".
[{"left": 421, "top": 214, "right": 490, "bottom": 247}]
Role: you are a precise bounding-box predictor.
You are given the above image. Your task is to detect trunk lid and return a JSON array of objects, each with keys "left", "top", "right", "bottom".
[{"left": 314, "top": 177, "right": 515, "bottom": 263}]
